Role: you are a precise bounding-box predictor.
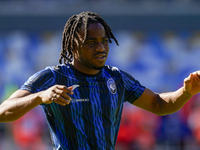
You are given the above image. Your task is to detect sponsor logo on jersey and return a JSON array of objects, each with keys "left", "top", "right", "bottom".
[
  {"left": 71, "top": 98, "right": 89, "bottom": 103},
  {"left": 107, "top": 78, "right": 117, "bottom": 94}
]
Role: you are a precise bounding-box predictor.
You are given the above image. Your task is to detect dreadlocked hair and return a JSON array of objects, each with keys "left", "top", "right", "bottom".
[{"left": 59, "top": 11, "right": 119, "bottom": 64}]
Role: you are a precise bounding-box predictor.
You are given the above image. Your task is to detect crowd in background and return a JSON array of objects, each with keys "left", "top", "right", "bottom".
[{"left": 1, "top": 29, "right": 200, "bottom": 150}]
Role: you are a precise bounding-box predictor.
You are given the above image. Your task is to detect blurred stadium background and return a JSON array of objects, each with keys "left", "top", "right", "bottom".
[{"left": 1, "top": 0, "right": 200, "bottom": 150}]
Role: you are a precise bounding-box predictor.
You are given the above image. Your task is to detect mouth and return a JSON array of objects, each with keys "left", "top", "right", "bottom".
[{"left": 94, "top": 53, "right": 107, "bottom": 60}]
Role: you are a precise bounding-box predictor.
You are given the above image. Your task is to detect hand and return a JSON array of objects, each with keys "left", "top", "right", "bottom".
[
  {"left": 39, "top": 85, "right": 74, "bottom": 106},
  {"left": 184, "top": 71, "right": 200, "bottom": 96}
]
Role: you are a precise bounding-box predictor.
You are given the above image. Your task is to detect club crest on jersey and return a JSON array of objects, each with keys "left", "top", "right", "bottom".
[{"left": 107, "top": 78, "right": 117, "bottom": 94}]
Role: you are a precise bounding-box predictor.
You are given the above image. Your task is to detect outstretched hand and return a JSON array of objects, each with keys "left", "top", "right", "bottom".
[{"left": 184, "top": 71, "right": 200, "bottom": 96}]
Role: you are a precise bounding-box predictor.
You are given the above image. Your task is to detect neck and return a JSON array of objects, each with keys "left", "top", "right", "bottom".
[{"left": 71, "top": 60, "right": 100, "bottom": 75}]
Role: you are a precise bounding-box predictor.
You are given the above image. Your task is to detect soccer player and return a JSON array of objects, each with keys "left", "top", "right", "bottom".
[{"left": 0, "top": 11, "right": 200, "bottom": 150}]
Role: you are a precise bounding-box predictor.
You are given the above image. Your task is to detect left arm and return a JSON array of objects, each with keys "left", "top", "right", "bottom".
[{"left": 133, "top": 71, "right": 200, "bottom": 116}]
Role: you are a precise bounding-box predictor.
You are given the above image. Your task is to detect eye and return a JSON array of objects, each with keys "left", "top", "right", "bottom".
[
  {"left": 102, "top": 38, "right": 108, "bottom": 44},
  {"left": 86, "top": 41, "right": 95, "bottom": 45}
]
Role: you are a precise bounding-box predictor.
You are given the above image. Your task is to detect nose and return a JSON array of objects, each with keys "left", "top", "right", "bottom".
[{"left": 95, "top": 42, "right": 105, "bottom": 51}]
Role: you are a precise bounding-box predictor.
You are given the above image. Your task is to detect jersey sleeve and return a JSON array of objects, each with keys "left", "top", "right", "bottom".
[
  {"left": 121, "top": 70, "right": 145, "bottom": 104},
  {"left": 20, "top": 68, "right": 55, "bottom": 93}
]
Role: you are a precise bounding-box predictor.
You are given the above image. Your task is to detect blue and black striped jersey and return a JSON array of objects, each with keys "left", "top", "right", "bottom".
[{"left": 20, "top": 64, "right": 145, "bottom": 150}]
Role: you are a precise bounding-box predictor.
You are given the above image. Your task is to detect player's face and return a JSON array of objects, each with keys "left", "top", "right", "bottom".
[{"left": 72, "top": 22, "right": 109, "bottom": 75}]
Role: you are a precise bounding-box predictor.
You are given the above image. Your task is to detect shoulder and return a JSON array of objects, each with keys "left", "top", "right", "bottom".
[
  {"left": 104, "top": 65, "right": 120, "bottom": 71},
  {"left": 29, "top": 67, "right": 54, "bottom": 83},
  {"left": 104, "top": 65, "right": 121, "bottom": 76},
  {"left": 47, "top": 64, "right": 67, "bottom": 73},
  {"left": 46, "top": 64, "right": 70, "bottom": 77},
  {"left": 28, "top": 66, "right": 56, "bottom": 85},
  {"left": 21, "top": 65, "right": 59, "bottom": 92},
  {"left": 103, "top": 65, "right": 132, "bottom": 79}
]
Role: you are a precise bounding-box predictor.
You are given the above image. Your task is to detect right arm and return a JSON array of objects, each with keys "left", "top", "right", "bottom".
[{"left": 0, "top": 85, "right": 73, "bottom": 123}]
